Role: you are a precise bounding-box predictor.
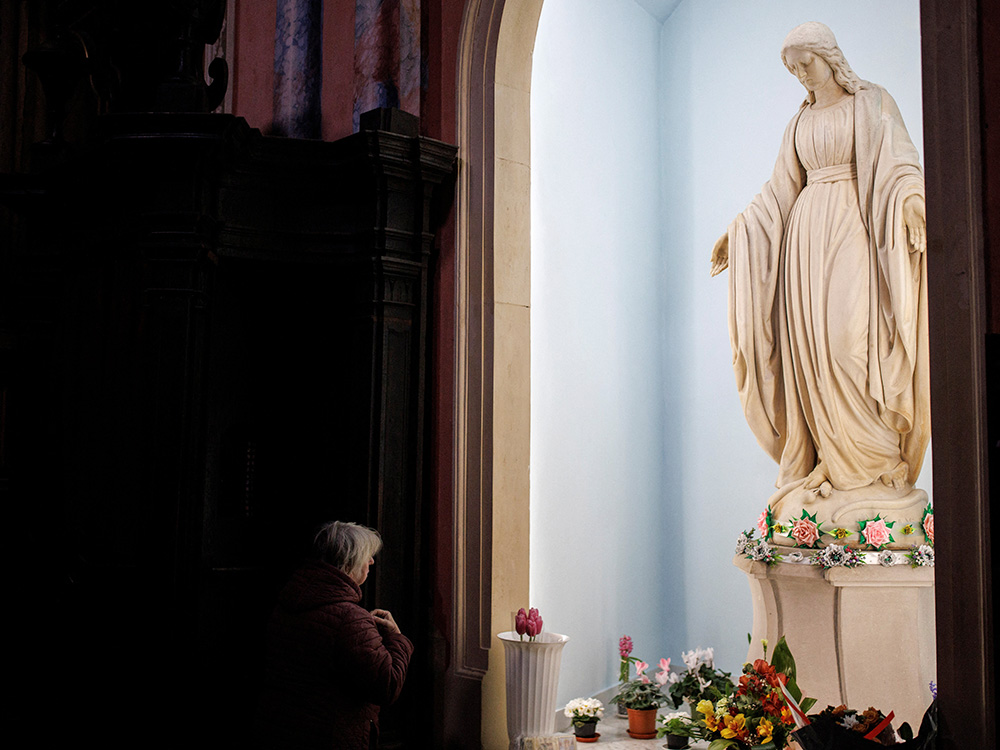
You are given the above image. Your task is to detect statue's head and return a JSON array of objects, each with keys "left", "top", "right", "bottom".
[{"left": 780, "top": 22, "right": 861, "bottom": 102}]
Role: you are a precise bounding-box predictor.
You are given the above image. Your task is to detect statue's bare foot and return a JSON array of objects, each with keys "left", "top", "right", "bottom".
[
  {"left": 879, "top": 461, "right": 910, "bottom": 490},
  {"left": 803, "top": 465, "right": 829, "bottom": 491},
  {"left": 818, "top": 481, "right": 833, "bottom": 498}
]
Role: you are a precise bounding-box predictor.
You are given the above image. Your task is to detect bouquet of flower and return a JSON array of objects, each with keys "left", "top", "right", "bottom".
[
  {"left": 792, "top": 700, "right": 939, "bottom": 750},
  {"left": 514, "top": 607, "right": 543, "bottom": 641},
  {"left": 612, "top": 658, "right": 672, "bottom": 710},
  {"left": 564, "top": 697, "right": 604, "bottom": 728},
  {"left": 667, "top": 646, "right": 735, "bottom": 709},
  {"left": 659, "top": 637, "right": 814, "bottom": 750}
]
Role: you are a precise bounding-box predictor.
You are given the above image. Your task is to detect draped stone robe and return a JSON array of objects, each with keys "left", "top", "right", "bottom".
[{"left": 727, "top": 83, "right": 929, "bottom": 491}]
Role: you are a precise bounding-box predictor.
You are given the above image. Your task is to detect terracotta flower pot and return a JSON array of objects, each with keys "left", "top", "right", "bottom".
[{"left": 626, "top": 707, "right": 658, "bottom": 737}]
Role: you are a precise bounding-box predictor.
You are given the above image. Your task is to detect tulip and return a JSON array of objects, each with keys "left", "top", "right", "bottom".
[{"left": 515, "top": 608, "right": 528, "bottom": 638}]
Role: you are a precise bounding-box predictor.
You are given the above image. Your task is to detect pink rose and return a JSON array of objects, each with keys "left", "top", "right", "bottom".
[
  {"left": 757, "top": 509, "right": 769, "bottom": 536},
  {"left": 790, "top": 518, "right": 820, "bottom": 547},
  {"left": 923, "top": 513, "right": 934, "bottom": 544},
  {"left": 862, "top": 519, "right": 892, "bottom": 548}
]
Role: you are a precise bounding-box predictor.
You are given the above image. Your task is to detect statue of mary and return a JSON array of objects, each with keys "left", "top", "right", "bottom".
[{"left": 711, "top": 22, "right": 930, "bottom": 543}]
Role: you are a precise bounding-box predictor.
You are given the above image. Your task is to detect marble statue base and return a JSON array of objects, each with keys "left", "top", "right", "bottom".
[
  {"left": 735, "top": 549, "right": 935, "bottom": 731},
  {"left": 767, "top": 479, "right": 929, "bottom": 550}
]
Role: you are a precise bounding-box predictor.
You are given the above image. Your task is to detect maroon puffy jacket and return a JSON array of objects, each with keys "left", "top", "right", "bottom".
[{"left": 256, "top": 561, "right": 413, "bottom": 749}]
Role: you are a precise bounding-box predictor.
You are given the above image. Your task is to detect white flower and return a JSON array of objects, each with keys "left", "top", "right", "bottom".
[
  {"left": 661, "top": 712, "right": 689, "bottom": 722},
  {"left": 842, "top": 714, "right": 859, "bottom": 729},
  {"left": 714, "top": 696, "right": 729, "bottom": 718},
  {"left": 564, "top": 697, "right": 603, "bottom": 720},
  {"left": 877, "top": 550, "right": 896, "bottom": 567},
  {"left": 681, "top": 649, "right": 698, "bottom": 671}
]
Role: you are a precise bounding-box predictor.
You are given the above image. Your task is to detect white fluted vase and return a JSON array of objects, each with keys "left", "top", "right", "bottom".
[{"left": 498, "top": 631, "right": 569, "bottom": 747}]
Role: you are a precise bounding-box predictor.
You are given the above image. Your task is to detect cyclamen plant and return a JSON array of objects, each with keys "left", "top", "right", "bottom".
[
  {"left": 667, "top": 647, "right": 735, "bottom": 709},
  {"left": 613, "top": 658, "right": 673, "bottom": 710},
  {"left": 515, "top": 607, "right": 543, "bottom": 641}
]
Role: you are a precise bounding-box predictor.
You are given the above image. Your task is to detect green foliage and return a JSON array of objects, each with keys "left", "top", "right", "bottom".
[
  {"left": 612, "top": 678, "right": 668, "bottom": 710},
  {"left": 769, "top": 637, "right": 796, "bottom": 684},
  {"left": 668, "top": 663, "right": 735, "bottom": 708},
  {"left": 767, "top": 635, "right": 815, "bottom": 714}
]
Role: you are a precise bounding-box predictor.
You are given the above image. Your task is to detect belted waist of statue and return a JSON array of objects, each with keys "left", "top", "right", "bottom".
[{"left": 806, "top": 163, "right": 857, "bottom": 184}]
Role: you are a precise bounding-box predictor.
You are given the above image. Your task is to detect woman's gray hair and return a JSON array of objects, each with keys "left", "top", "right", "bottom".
[
  {"left": 314, "top": 520, "right": 382, "bottom": 579},
  {"left": 780, "top": 21, "right": 863, "bottom": 102}
]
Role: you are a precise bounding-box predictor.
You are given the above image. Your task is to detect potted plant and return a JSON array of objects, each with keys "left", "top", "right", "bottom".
[
  {"left": 657, "top": 711, "right": 692, "bottom": 749},
  {"left": 666, "top": 646, "right": 735, "bottom": 715},
  {"left": 612, "top": 659, "right": 671, "bottom": 738},
  {"left": 564, "top": 698, "right": 604, "bottom": 740},
  {"left": 617, "top": 635, "right": 639, "bottom": 717}
]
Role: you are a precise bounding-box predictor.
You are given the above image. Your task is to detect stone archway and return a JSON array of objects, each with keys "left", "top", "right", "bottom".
[
  {"left": 453, "top": 1, "right": 993, "bottom": 748},
  {"left": 454, "top": 1, "right": 543, "bottom": 746}
]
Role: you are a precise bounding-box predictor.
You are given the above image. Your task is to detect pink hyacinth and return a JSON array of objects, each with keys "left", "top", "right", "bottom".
[{"left": 619, "top": 635, "right": 633, "bottom": 658}]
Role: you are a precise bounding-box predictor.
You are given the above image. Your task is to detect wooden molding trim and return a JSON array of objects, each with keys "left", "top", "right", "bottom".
[
  {"left": 453, "top": 0, "right": 503, "bottom": 679},
  {"left": 921, "top": 0, "right": 994, "bottom": 747}
]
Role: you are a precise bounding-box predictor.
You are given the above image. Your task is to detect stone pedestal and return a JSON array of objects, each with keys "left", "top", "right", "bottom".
[{"left": 735, "top": 550, "right": 935, "bottom": 730}]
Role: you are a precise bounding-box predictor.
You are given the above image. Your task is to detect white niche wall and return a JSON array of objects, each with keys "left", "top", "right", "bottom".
[{"left": 529, "top": 0, "right": 927, "bottom": 709}]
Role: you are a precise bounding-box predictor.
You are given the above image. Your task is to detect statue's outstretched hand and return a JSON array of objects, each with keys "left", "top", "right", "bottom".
[
  {"left": 710, "top": 232, "right": 729, "bottom": 276},
  {"left": 903, "top": 194, "right": 926, "bottom": 253}
]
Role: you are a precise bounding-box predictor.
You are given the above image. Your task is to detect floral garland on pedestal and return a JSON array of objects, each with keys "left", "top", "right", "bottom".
[{"left": 736, "top": 503, "right": 935, "bottom": 569}]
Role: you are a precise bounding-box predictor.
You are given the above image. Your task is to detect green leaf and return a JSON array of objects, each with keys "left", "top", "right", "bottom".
[
  {"left": 707, "top": 740, "right": 738, "bottom": 750},
  {"left": 769, "top": 636, "right": 796, "bottom": 683},
  {"left": 800, "top": 696, "right": 817, "bottom": 714},
  {"left": 750, "top": 743, "right": 778, "bottom": 750}
]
